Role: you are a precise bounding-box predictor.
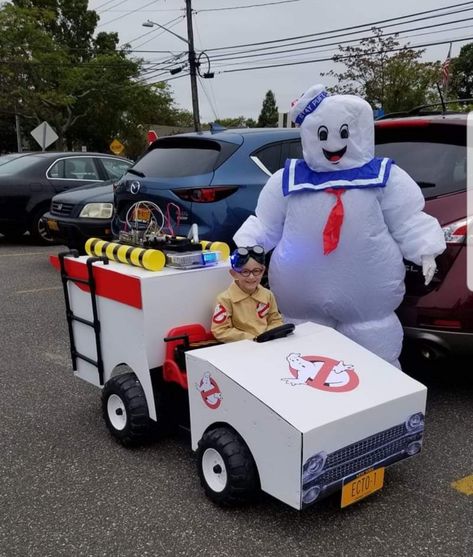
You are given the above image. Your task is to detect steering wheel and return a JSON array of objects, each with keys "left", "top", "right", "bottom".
[{"left": 255, "top": 323, "right": 295, "bottom": 343}]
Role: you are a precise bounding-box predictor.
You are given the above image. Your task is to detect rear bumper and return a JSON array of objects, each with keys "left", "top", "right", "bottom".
[
  {"left": 44, "top": 212, "right": 113, "bottom": 248},
  {"left": 403, "top": 326, "right": 473, "bottom": 357}
]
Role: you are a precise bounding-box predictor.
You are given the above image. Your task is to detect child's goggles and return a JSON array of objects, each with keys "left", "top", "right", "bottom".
[{"left": 231, "top": 245, "right": 265, "bottom": 268}]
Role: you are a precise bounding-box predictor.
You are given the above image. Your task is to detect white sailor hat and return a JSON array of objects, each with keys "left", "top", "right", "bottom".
[{"left": 290, "top": 84, "right": 328, "bottom": 126}]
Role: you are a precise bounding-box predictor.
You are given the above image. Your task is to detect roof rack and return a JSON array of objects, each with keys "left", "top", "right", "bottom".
[{"left": 377, "top": 99, "right": 473, "bottom": 120}]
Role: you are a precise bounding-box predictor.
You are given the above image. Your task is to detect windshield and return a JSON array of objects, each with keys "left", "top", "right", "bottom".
[
  {"left": 131, "top": 138, "right": 237, "bottom": 178},
  {"left": 375, "top": 141, "right": 465, "bottom": 198}
]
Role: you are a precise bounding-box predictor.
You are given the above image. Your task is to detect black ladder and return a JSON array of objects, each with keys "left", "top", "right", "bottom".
[{"left": 58, "top": 251, "right": 109, "bottom": 386}]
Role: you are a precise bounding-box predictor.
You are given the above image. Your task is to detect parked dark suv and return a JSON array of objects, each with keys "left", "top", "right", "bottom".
[{"left": 375, "top": 112, "right": 471, "bottom": 360}]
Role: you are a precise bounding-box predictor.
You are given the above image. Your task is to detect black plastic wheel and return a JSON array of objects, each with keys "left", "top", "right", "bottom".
[
  {"left": 102, "top": 372, "right": 155, "bottom": 446},
  {"left": 197, "top": 427, "right": 260, "bottom": 505}
]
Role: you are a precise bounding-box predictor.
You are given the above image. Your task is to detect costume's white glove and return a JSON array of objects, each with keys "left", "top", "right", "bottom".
[{"left": 421, "top": 254, "right": 437, "bottom": 286}]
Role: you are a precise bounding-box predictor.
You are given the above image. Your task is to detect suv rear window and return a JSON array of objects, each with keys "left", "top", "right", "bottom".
[
  {"left": 132, "top": 138, "right": 238, "bottom": 178},
  {"left": 375, "top": 122, "right": 466, "bottom": 198}
]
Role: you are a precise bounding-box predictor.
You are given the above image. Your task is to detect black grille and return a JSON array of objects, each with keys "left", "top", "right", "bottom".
[
  {"left": 51, "top": 201, "right": 74, "bottom": 216},
  {"left": 325, "top": 423, "right": 406, "bottom": 468}
]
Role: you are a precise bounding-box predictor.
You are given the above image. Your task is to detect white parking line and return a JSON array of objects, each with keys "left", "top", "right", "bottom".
[{"left": 16, "top": 286, "right": 62, "bottom": 294}]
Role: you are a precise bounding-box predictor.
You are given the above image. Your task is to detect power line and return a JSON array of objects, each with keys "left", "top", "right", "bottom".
[
  {"left": 203, "top": 1, "right": 473, "bottom": 52},
  {"left": 194, "top": 0, "right": 301, "bottom": 13},
  {"left": 208, "top": 13, "right": 473, "bottom": 64},
  {"left": 97, "top": 0, "right": 164, "bottom": 27},
  {"left": 217, "top": 34, "right": 473, "bottom": 74}
]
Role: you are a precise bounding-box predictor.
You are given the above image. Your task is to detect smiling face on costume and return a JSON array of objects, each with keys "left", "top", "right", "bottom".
[{"left": 299, "top": 94, "right": 375, "bottom": 173}]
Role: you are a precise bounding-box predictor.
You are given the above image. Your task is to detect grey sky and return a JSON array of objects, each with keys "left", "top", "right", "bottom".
[{"left": 89, "top": 0, "right": 472, "bottom": 122}]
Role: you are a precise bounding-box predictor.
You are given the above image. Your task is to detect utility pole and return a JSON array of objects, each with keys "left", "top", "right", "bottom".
[
  {"left": 15, "top": 110, "right": 22, "bottom": 153},
  {"left": 186, "top": 0, "right": 201, "bottom": 132}
]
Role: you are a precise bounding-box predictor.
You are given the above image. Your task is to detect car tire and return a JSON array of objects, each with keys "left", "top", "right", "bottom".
[
  {"left": 29, "top": 206, "right": 56, "bottom": 244},
  {"left": 197, "top": 427, "right": 260, "bottom": 505},
  {"left": 102, "top": 372, "right": 156, "bottom": 446}
]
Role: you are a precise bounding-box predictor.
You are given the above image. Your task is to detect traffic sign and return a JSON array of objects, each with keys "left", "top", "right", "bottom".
[
  {"left": 110, "top": 138, "right": 125, "bottom": 155},
  {"left": 30, "top": 121, "right": 58, "bottom": 150},
  {"left": 147, "top": 130, "right": 158, "bottom": 144}
]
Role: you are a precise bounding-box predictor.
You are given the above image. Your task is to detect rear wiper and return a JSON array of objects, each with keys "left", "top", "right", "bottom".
[
  {"left": 127, "top": 168, "right": 146, "bottom": 178},
  {"left": 417, "top": 181, "right": 435, "bottom": 188}
]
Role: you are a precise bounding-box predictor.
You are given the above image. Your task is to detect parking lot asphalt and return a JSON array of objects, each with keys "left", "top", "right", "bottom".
[{"left": 0, "top": 236, "right": 472, "bottom": 557}]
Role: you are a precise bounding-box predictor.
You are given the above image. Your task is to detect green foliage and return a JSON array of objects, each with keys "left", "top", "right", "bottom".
[
  {"left": 214, "top": 116, "right": 257, "bottom": 128},
  {"left": 0, "top": 0, "right": 181, "bottom": 154},
  {"left": 323, "top": 28, "right": 441, "bottom": 113},
  {"left": 449, "top": 43, "right": 473, "bottom": 100},
  {"left": 257, "top": 90, "right": 278, "bottom": 127}
]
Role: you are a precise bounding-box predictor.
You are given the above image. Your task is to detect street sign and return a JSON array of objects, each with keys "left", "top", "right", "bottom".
[
  {"left": 110, "top": 138, "right": 125, "bottom": 155},
  {"left": 30, "top": 121, "right": 58, "bottom": 150},
  {"left": 147, "top": 130, "right": 158, "bottom": 144}
]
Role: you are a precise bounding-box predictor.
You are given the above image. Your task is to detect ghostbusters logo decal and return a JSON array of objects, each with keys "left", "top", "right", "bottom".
[
  {"left": 256, "top": 302, "right": 270, "bottom": 319},
  {"left": 212, "top": 304, "right": 227, "bottom": 324},
  {"left": 283, "top": 352, "right": 359, "bottom": 392},
  {"left": 196, "top": 372, "right": 223, "bottom": 409}
]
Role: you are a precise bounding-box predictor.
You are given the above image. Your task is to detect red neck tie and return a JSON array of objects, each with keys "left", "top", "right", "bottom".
[{"left": 323, "top": 188, "right": 345, "bottom": 255}]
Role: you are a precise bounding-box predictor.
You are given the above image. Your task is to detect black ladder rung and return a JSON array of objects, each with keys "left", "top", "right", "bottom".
[
  {"left": 73, "top": 351, "right": 99, "bottom": 368},
  {"left": 63, "top": 276, "right": 91, "bottom": 286},
  {"left": 70, "top": 314, "right": 96, "bottom": 328}
]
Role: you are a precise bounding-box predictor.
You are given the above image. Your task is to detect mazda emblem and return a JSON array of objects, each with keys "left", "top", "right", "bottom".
[{"left": 130, "top": 180, "right": 141, "bottom": 194}]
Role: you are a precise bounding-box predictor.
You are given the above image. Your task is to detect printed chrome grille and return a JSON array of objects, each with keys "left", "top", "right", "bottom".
[
  {"left": 315, "top": 433, "right": 421, "bottom": 485},
  {"left": 325, "top": 423, "right": 406, "bottom": 468},
  {"left": 51, "top": 201, "right": 74, "bottom": 216}
]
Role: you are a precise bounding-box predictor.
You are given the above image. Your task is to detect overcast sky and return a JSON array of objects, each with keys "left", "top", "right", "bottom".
[{"left": 89, "top": 0, "right": 473, "bottom": 122}]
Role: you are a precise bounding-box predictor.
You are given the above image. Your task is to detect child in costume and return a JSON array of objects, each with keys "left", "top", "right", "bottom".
[
  {"left": 211, "top": 246, "right": 284, "bottom": 342},
  {"left": 234, "top": 85, "right": 446, "bottom": 367}
]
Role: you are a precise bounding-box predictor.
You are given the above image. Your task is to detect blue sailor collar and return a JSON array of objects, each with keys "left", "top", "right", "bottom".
[{"left": 282, "top": 157, "right": 394, "bottom": 196}]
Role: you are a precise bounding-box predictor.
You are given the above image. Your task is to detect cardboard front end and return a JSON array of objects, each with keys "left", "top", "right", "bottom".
[{"left": 186, "top": 322, "right": 427, "bottom": 510}]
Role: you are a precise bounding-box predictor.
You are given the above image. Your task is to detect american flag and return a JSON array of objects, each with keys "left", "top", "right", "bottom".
[{"left": 441, "top": 43, "right": 452, "bottom": 91}]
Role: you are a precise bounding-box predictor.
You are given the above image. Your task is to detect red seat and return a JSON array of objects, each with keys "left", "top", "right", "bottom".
[{"left": 163, "top": 324, "right": 217, "bottom": 389}]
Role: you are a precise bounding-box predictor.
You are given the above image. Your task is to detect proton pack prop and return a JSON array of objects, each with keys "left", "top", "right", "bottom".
[{"left": 87, "top": 201, "right": 230, "bottom": 271}]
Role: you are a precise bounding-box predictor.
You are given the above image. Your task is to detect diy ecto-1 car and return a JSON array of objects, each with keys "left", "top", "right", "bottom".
[{"left": 51, "top": 249, "right": 426, "bottom": 510}]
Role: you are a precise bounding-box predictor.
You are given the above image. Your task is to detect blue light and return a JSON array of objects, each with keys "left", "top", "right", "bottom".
[{"left": 202, "top": 251, "right": 219, "bottom": 265}]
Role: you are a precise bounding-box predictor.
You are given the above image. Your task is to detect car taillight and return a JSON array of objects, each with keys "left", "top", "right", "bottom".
[
  {"left": 442, "top": 217, "right": 471, "bottom": 245},
  {"left": 173, "top": 187, "right": 238, "bottom": 203},
  {"left": 375, "top": 119, "right": 430, "bottom": 128}
]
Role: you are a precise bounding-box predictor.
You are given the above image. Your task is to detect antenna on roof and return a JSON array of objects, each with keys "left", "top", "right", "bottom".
[
  {"left": 436, "top": 82, "right": 447, "bottom": 114},
  {"left": 210, "top": 122, "right": 226, "bottom": 134}
]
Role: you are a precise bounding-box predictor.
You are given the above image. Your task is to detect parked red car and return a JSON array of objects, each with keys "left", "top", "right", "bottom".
[{"left": 375, "top": 112, "right": 471, "bottom": 361}]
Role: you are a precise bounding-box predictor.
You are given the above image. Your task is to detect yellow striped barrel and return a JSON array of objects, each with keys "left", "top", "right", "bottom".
[{"left": 85, "top": 238, "right": 166, "bottom": 271}]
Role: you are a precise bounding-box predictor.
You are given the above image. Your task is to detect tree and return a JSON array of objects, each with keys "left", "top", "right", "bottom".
[
  {"left": 214, "top": 116, "right": 257, "bottom": 128},
  {"left": 0, "top": 1, "right": 179, "bottom": 153},
  {"left": 323, "top": 28, "right": 441, "bottom": 113},
  {"left": 257, "top": 90, "right": 278, "bottom": 127},
  {"left": 449, "top": 43, "right": 473, "bottom": 99}
]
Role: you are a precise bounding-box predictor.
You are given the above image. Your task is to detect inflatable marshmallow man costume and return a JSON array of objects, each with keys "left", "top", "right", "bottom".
[{"left": 234, "top": 85, "right": 446, "bottom": 367}]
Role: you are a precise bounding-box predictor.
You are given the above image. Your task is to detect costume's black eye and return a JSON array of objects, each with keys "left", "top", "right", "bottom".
[
  {"left": 318, "top": 126, "right": 328, "bottom": 141},
  {"left": 340, "top": 124, "right": 349, "bottom": 139}
]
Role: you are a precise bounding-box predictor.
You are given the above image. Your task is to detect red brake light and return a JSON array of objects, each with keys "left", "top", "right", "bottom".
[
  {"left": 173, "top": 187, "right": 238, "bottom": 203},
  {"left": 375, "top": 119, "right": 430, "bottom": 128},
  {"left": 442, "top": 217, "right": 471, "bottom": 245}
]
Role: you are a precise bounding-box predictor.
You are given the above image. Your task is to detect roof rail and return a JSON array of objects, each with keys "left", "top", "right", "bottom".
[{"left": 377, "top": 99, "right": 473, "bottom": 120}]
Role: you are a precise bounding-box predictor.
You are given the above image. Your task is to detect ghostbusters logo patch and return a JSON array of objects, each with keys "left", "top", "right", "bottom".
[
  {"left": 212, "top": 303, "right": 227, "bottom": 324},
  {"left": 196, "top": 372, "right": 222, "bottom": 409},
  {"left": 256, "top": 302, "right": 270, "bottom": 319},
  {"left": 282, "top": 352, "right": 359, "bottom": 392}
]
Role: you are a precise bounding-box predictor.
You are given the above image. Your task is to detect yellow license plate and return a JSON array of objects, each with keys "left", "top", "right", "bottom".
[
  {"left": 341, "top": 467, "right": 385, "bottom": 508},
  {"left": 47, "top": 219, "right": 59, "bottom": 231},
  {"left": 133, "top": 207, "right": 151, "bottom": 222}
]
